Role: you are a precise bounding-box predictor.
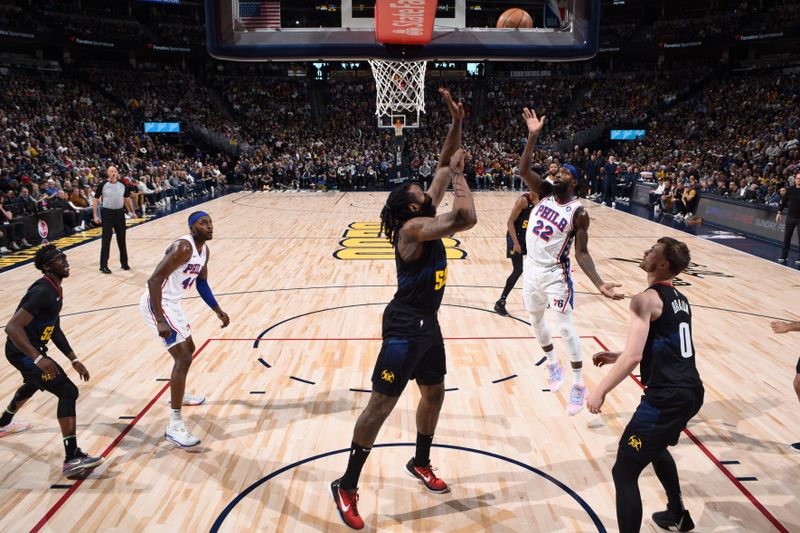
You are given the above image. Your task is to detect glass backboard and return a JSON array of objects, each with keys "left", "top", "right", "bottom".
[{"left": 206, "top": 1, "right": 599, "bottom": 62}]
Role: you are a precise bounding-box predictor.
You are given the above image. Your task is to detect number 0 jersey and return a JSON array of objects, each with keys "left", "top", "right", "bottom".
[
  {"left": 160, "top": 235, "right": 207, "bottom": 302},
  {"left": 641, "top": 283, "right": 703, "bottom": 390},
  {"left": 525, "top": 194, "right": 582, "bottom": 269}
]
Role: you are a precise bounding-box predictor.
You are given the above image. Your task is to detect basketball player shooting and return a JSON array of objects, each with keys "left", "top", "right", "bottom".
[
  {"left": 517, "top": 107, "right": 623, "bottom": 415},
  {"left": 330, "top": 88, "right": 476, "bottom": 530}
]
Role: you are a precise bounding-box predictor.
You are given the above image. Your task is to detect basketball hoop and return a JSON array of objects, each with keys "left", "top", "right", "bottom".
[{"left": 369, "top": 59, "right": 427, "bottom": 129}]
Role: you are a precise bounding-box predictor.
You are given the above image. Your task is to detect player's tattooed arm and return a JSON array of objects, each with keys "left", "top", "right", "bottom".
[
  {"left": 430, "top": 88, "right": 465, "bottom": 206},
  {"left": 147, "top": 240, "right": 193, "bottom": 338}
]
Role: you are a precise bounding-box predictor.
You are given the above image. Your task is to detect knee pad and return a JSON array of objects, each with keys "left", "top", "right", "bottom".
[
  {"left": 556, "top": 311, "right": 581, "bottom": 362},
  {"left": 14, "top": 382, "right": 38, "bottom": 403},
  {"left": 54, "top": 380, "right": 79, "bottom": 418},
  {"left": 528, "top": 310, "right": 552, "bottom": 347}
]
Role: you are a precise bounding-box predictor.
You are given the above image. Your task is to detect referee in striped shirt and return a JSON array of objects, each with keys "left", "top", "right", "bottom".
[{"left": 93, "top": 165, "right": 135, "bottom": 274}]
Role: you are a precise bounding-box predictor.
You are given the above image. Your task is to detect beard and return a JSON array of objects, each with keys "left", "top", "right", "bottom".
[
  {"left": 552, "top": 180, "right": 571, "bottom": 195},
  {"left": 415, "top": 195, "right": 437, "bottom": 218}
]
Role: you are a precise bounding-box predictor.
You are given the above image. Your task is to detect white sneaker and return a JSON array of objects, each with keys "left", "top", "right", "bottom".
[
  {"left": 566, "top": 383, "right": 587, "bottom": 415},
  {"left": 611, "top": 202, "right": 616, "bottom": 208},
  {"left": 167, "top": 393, "right": 206, "bottom": 406},
  {"left": 0, "top": 246, "right": 10, "bottom": 254},
  {"left": 0, "top": 420, "right": 31, "bottom": 438},
  {"left": 165, "top": 421, "right": 200, "bottom": 447}
]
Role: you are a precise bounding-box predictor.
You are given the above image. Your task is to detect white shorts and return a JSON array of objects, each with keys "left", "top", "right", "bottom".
[
  {"left": 522, "top": 262, "right": 574, "bottom": 314},
  {"left": 140, "top": 293, "right": 191, "bottom": 349}
]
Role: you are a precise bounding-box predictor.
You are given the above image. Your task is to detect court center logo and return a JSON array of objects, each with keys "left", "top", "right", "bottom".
[
  {"left": 627, "top": 435, "right": 643, "bottom": 451},
  {"left": 334, "top": 222, "right": 467, "bottom": 260}
]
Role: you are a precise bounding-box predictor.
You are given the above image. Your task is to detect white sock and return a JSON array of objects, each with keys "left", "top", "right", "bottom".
[
  {"left": 572, "top": 367, "right": 584, "bottom": 385},
  {"left": 544, "top": 348, "right": 556, "bottom": 364},
  {"left": 170, "top": 409, "right": 182, "bottom": 424}
]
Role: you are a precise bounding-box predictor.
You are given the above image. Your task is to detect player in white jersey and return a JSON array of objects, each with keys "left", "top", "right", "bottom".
[
  {"left": 518, "top": 107, "right": 623, "bottom": 415},
  {"left": 140, "top": 211, "right": 230, "bottom": 447}
]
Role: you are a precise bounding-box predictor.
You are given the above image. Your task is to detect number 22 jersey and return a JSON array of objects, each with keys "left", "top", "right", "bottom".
[{"left": 525, "top": 194, "right": 582, "bottom": 269}]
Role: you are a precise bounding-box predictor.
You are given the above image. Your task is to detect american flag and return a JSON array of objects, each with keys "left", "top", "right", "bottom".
[{"left": 239, "top": 2, "right": 281, "bottom": 30}]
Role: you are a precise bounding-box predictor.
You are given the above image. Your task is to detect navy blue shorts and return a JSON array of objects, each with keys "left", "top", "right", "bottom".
[
  {"left": 371, "top": 304, "right": 446, "bottom": 397},
  {"left": 617, "top": 387, "right": 704, "bottom": 465}
]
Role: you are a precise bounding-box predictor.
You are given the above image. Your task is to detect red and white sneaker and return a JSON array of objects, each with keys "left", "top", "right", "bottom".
[
  {"left": 330, "top": 478, "right": 364, "bottom": 530},
  {"left": 405, "top": 458, "right": 450, "bottom": 493},
  {"left": 0, "top": 420, "right": 30, "bottom": 438}
]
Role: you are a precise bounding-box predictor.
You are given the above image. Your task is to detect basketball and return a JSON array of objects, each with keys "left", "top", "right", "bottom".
[{"left": 496, "top": 8, "right": 533, "bottom": 29}]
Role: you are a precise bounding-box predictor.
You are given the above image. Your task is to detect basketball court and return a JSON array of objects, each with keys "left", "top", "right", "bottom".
[
  {"left": 1, "top": 0, "right": 798, "bottom": 531},
  {"left": 0, "top": 191, "right": 798, "bottom": 532}
]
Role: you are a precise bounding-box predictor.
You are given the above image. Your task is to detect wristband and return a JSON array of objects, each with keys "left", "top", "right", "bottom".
[
  {"left": 71, "top": 359, "right": 80, "bottom": 364},
  {"left": 34, "top": 355, "right": 44, "bottom": 364}
]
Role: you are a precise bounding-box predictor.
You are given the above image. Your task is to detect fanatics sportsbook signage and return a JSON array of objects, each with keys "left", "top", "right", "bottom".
[{"left": 695, "top": 195, "right": 799, "bottom": 250}]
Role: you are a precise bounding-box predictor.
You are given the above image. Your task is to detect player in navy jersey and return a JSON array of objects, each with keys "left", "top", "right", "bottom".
[
  {"left": 0, "top": 245, "right": 103, "bottom": 479},
  {"left": 330, "top": 89, "right": 476, "bottom": 530},
  {"left": 494, "top": 191, "right": 536, "bottom": 316},
  {"left": 517, "top": 107, "right": 623, "bottom": 416},
  {"left": 588, "top": 237, "right": 703, "bottom": 532},
  {"left": 770, "top": 318, "right": 800, "bottom": 453}
]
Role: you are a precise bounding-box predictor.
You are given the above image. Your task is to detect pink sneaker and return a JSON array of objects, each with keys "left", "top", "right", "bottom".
[
  {"left": 566, "top": 383, "right": 587, "bottom": 415},
  {"left": 546, "top": 360, "right": 564, "bottom": 393},
  {"left": 0, "top": 420, "right": 31, "bottom": 438}
]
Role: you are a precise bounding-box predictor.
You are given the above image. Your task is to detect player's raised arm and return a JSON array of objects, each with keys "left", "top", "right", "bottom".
[
  {"left": 428, "top": 88, "right": 465, "bottom": 206},
  {"left": 403, "top": 149, "right": 476, "bottom": 245},
  {"left": 573, "top": 209, "right": 623, "bottom": 300},
  {"left": 519, "top": 107, "right": 550, "bottom": 197},
  {"left": 147, "top": 240, "right": 193, "bottom": 338}
]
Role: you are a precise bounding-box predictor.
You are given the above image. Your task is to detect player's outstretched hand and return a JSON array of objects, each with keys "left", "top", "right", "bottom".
[
  {"left": 771, "top": 320, "right": 791, "bottom": 334},
  {"left": 439, "top": 88, "right": 465, "bottom": 122},
  {"left": 522, "top": 107, "right": 545, "bottom": 136},
  {"left": 587, "top": 389, "right": 605, "bottom": 414},
  {"left": 592, "top": 351, "right": 620, "bottom": 367},
  {"left": 599, "top": 282, "right": 624, "bottom": 300},
  {"left": 217, "top": 309, "right": 230, "bottom": 328},
  {"left": 72, "top": 360, "right": 90, "bottom": 381}
]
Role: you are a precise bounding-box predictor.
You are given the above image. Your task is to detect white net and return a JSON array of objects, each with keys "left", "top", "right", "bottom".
[{"left": 368, "top": 59, "right": 427, "bottom": 128}]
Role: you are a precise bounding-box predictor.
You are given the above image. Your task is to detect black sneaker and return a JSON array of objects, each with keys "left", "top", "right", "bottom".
[
  {"left": 494, "top": 299, "right": 508, "bottom": 316},
  {"left": 63, "top": 449, "right": 104, "bottom": 479},
  {"left": 791, "top": 442, "right": 800, "bottom": 453},
  {"left": 652, "top": 509, "right": 695, "bottom": 532}
]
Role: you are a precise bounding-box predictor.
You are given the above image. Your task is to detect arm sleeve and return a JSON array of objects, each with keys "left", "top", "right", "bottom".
[
  {"left": 51, "top": 319, "right": 74, "bottom": 356},
  {"left": 196, "top": 277, "right": 219, "bottom": 310}
]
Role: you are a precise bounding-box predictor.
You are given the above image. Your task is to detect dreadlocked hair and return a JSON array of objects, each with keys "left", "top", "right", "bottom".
[{"left": 380, "top": 181, "right": 418, "bottom": 247}]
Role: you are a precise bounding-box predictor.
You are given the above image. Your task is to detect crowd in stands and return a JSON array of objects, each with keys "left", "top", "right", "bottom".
[
  {"left": 0, "top": 68, "right": 230, "bottom": 256},
  {"left": 2, "top": 50, "right": 799, "bottom": 254}
]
